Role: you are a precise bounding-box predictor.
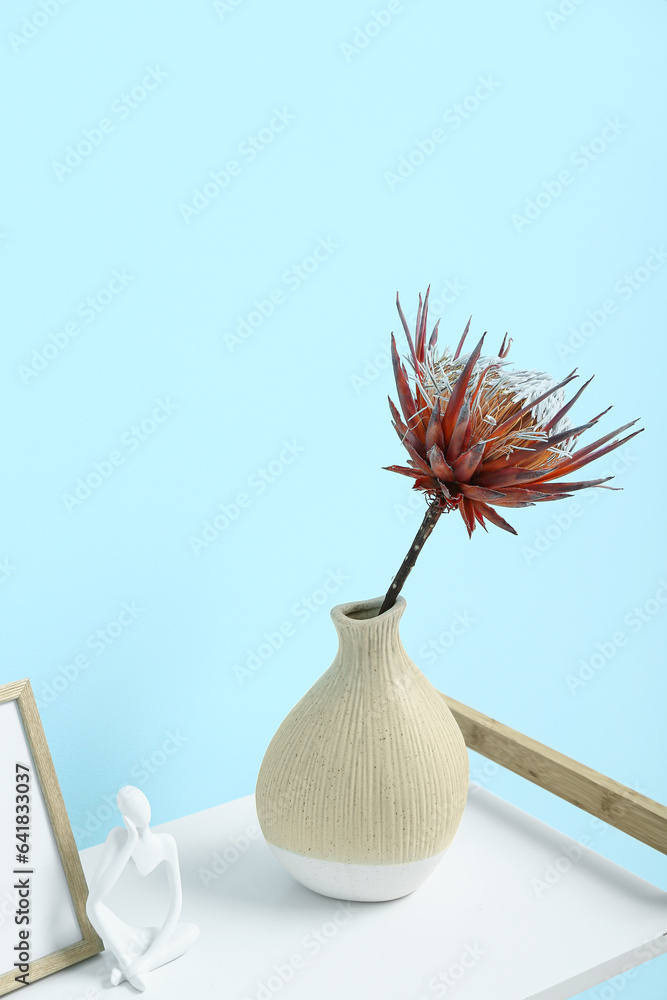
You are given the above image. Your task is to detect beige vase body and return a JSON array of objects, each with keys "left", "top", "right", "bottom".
[{"left": 255, "top": 595, "right": 469, "bottom": 901}]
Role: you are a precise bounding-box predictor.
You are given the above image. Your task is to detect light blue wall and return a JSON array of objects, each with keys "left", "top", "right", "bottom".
[{"left": 1, "top": 1, "right": 665, "bottom": 995}]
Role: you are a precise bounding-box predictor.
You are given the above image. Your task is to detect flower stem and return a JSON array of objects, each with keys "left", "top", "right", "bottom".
[{"left": 379, "top": 502, "right": 442, "bottom": 615}]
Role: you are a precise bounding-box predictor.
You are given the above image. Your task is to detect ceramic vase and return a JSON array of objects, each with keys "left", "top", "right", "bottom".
[{"left": 255, "top": 594, "right": 469, "bottom": 902}]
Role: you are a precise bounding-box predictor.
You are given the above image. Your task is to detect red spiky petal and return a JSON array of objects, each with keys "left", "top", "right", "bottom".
[
  {"left": 427, "top": 444, "right": 456, "bottom": 482},
  {"left": 452, "top": 441, "right": 485, "bottom": 482},
  {"left": 443, "top": 334, "right": 486, "bottom": 442},
  {"left": 474, "top": 502, "right": 518, "bottom": 534},
  {"left": 460, "top": 496, "right": 476, "bottom": 537}
]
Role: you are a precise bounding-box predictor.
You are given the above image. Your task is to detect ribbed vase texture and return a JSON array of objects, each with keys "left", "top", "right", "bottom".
[{"left": 255, "top": 595, "right": 469, "bottom": 898}]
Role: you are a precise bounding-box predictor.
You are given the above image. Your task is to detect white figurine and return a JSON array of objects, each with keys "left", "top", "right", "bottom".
[{"left": 86, "top": 785, "right": 199, "bottom": 992}]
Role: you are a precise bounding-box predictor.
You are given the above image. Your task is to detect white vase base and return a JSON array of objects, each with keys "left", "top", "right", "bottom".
[{"left": 266, "top": 843, "right": 446, "bottom": 902}]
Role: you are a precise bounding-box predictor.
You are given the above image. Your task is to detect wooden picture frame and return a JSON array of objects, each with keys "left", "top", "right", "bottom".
[
  {"left": 0, "top": 679, "right": 102, "bottom": 995},
  {"left": 440, "top": 692, "right": 667, "bottom": 857}
]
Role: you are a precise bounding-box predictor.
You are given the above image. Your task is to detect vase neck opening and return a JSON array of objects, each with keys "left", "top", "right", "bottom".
[{"left": 330, "top": 596, "right": 407, "bottom": 656}]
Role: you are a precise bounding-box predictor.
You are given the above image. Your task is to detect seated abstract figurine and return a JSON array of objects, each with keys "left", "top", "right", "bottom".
[{"left": 86, "top": 785, "right": 198, "bottom": 992}]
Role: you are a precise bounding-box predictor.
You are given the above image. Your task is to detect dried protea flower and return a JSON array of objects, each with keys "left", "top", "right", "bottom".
[{"left": 379, "top": 288, "right": 642, "bottom": 613}]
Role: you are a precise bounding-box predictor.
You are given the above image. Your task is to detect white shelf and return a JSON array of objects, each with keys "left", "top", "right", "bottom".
[{"left": 24, "top": 786, "right": 667, "bottom": 999}]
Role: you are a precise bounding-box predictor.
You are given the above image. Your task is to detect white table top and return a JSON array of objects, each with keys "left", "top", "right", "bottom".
[{"left": 25, "top": 786, "right": 667, "bottom": 1000}]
